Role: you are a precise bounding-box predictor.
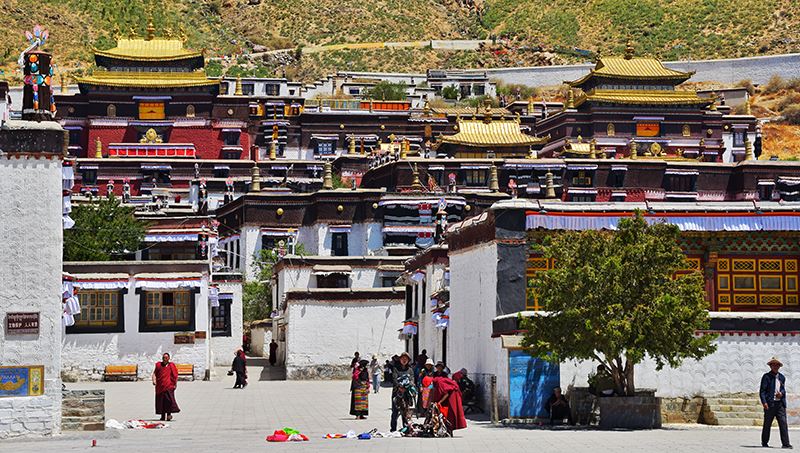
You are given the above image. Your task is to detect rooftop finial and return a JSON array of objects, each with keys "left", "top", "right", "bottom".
[
  {"left": 566, "top": 89, "right": 575, "bottom": 109},
  {"left": 411, "top": 164, "right": 424, "bottom": 192},
  {"left": 744, "top": 135, "right": 755, "bottom": 161},
  {"left": 250, "top": 165, "right": 261, "bottom": 192},
  {"left": 234, "top": 76, "right": 243, "bottom": 96},
  {"left": 322, "top": 161, "right": 334, "bottom": 190},
  {"left": 146, "top": 16, "right": 155, "bottom": 41},
  {"left": 489, "top": 165, "right": 499, "bottom": 192},
  {"left": 624, "top": 39, "right": 635, "bottom": 59}
]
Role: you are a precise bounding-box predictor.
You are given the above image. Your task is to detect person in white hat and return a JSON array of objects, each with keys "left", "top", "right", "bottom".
[{"left": 760, "top": 356, "right": 792, "bottom": 449}]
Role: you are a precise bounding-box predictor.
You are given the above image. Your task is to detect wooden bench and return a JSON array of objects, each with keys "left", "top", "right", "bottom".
[
  {"left": 103, "top": 365, "right": 138, "bottom": 381},
  {"left": 176, "top": 364, "right": 194, "bottom": 381}
]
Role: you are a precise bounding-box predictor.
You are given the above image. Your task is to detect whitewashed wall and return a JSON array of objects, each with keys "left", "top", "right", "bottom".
[
  {"left": 449, "top": 243, "right": 500, "bottom": 384},
  {"left": 210, "top": 281, "right": 244, "bottom": 366},
  {"left": 278, "top": 264, "right": 389, "bottom": 291},
  {"left": 285, "top": 298, "right": 404, "bottom": 379},
  {"left": 297, "top": 222, "right": 384, "bottom": 256},
  {"left": 250, "top": 325, "right": 272, "bottom": 357},
  {"left": 62, "top": 276, "right": 210, "bottom": 380},
  {"left": 0, "top": 156, "right": 64, "bottom": 438},
  {"left": 240, "top": 226, "right": 261, "bottom": 279},
  {"left": 559, "top": 333, "right": 800, "bottom": 398},
  {"left": 416, "top": 262, "right": 448, "bottom": 363}
]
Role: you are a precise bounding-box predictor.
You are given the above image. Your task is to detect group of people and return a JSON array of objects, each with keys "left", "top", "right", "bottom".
[{"left": 348, "top": 350, "right": 468, "bottom": 436}]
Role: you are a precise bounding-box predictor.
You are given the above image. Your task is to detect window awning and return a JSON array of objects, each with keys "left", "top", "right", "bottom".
[
  {"left": 261, "top": 228, "right": 297, "bottom": 237},
  {"left": 214, "top": 165, "right": 230, "bottom": 170},
  {"left": 312, "top": 265, "right": 352, "bottom": 275},
  {"left": 460, "top": 164, "right": 491, "bottom": 170},
  {"left": 378, "top": 264, "right": 405, "bottom": 272},
  {"left": 140, "top": 164, "right": 173, "bottom": 171},
  {"left": 79, "top": 165, "right": 99, "bottom": 170},
  {"left": 311, "top": 134, "right": 339, "bottom": 141},
  {"left": 221, "top": 128, "right": 241, "bottom": 133},
  {"left": 382, "top": 225, "right": 436, "bottom": 234},
  {"left": 134, "top": 273, "right": 204, "bottom": 290},
  {"left": 525, "top": 211, "right": 800, "bottom": 232},
  {"left": 665, "top": 169, "right": 699, "bottom": 176},
  {"left": 567, "top": 165, "right": 598, "bottom": 171},
  {"left": 329, "top": 225, "right": 352, "bottom": 233},
  {"left": 72, "top": 273, "right": 130, "bottom": 290},
  {"left": 144, "top": 233, "right": 199, "bottom": 242}
]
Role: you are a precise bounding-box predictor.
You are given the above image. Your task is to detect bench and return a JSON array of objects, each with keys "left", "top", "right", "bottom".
[
  {"left": 103, "top": 365, "right": 138, "bottom": 381},
  {"left": 176, "top": 364, "right": 194, "bottom": 381}
]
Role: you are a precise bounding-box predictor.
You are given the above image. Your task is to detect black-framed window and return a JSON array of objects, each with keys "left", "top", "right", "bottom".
[
  {"left": 66, "top": 289, "right": 126, "bottom": 334},
  {"left": 332, "top": 232, "right": 349, "bottom": 256},
  {"left": 570, "top": 194, "right": 595, "bottom": 202},
  {"left": 608, "top": 171, "right": 626, "bottom": 188},
  {"left": 213, "top": 167, "right": 230, "bottom": 178},
  {"left": 211, "top": 295, "right": 233, "bottom": 337},
  {"left": 68, "top": 130, "right": 82, "bottom": 146},
  {"left": 138, "top": 288, "right": 198, "bottom": 332},
  {"left": 223, "top": 131, "right": 241, "bottom": 146},
  {"left": 315, "top": 140, "right": 335, "bottom": 155},
  {"left": 666, "top": 175, "right": 696, "bottom": 192},
  {"left": 421, "top": 280, "right": 427, "bottom": 314},
  {"left": 317, "top": 274, "right": 349, "bottom": 288},
  {"left": 464, "top": 169, "right": 487, "bottom": 187},
  {"left": 760, "top": 184, "right": 774, "bottom": 201},
  {"left": 381, "top": 276, "right": 398, "bottom": 287},
  {"left": 733, "top": 130, "right": 746, "bottom": 147},
  {"left": 81, "top": 169, "right": 98, "bottom": 185},
  {"left": 241, "top": 83, "right": 255, "bottom": 96},
  {"left": 474, "top": 84, "right": 486, "bottom": 96},
  {"left": 265, "top": 84, "right": 280, "bottom": 96}
]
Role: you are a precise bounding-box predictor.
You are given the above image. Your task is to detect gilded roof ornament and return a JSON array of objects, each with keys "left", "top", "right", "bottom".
[
  {"left": 146, "top": 17, "right": 156, "bottom": 41},
  {"left": 624, "top": 39, "right": 635, "bottom": 60},
  {"left": 112, "top": 24, "right": 122, "bottom": 41},
  {"left": 129, "top": 27, "right": 139, "bottom": 39}
]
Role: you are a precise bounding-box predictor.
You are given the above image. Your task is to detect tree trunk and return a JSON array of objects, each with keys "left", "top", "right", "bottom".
[
  {"left": 624, "top": 357, "right": 635, "bottom": 396},
  {"left": 608, "top": 358, "right": 626, "bottom": 396}
]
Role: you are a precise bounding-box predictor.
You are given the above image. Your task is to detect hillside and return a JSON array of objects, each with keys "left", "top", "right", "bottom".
[{"left": 1, "top": 0, "right": 798, "bottom": 82}]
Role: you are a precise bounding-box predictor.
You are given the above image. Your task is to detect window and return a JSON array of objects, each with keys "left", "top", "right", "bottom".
[
  {"left": 315, "top": 140, "right": 335, "bottom": 155},
  {"left": 332, "top": 232, "right": 349, "bottom": 256},
  {"left": 317, "top": 274, "right": 349, "bottom": 288},
  {"left": 421, "top": 280, "right": 427, "bottom": 314},
  {"left": 459, "top": 84, "right": 472, "bottom": 98},
  {"left": 223, "top": 131, "right": 241, "bottom": 146},
  {"left": 211, "top": 295, "right": 232, "bottom": 337},
  {"left": 138, "top": 102, "right": 165, "bottom": 120},
  {"left": 608, "top": 171, "right": 625, "bottom": 188},
  {"left": 222, "top": 150, "right": 242, "bottom": 159},
  {"left": 68, "top": 129, "right": 82, "bottom": 146},
  {"left": 715, "top": 257, "right": 800, "bottom": 311},
  {"left": 526, "top": 256, "right": 553, "bottom": 310},
  {"left": 144, "top": 291, "right": 192, "bottom": 328},
  {"left": 733, "top": 130, "right": 746, "bottom": 147},
  {"left": 473, "top": 84, "right": 485, "bottom": 96},
  {"left": 571, "top": 194, "right": 595, "bottom": 202},
  {"left": 241, "top": 83, "right": 255, "bottom": 96},
  {"left": 265, "top": 84, "right": 280, "bottom": 96},
  {"left": 382, "top": 276, "right": 398, "bottom": 287},
  {"left": 464, "top": 169, "right": 487, "bottom": 187},
  {"left": 81, "top": 169, "right": 98, "bottom": 185},
  {"left": 70, "top": 291, "right": 122, "bottom": 332},
  {"left": 213, "top": 166, "right": 230, "bottom": 178},
  {"left": 668, "top": 175, "right": 695, "bottom": 192},
  {"left": 262, "top": 236, "right": 291, "bottom": 252},
  {"left": 220, "top": 83, "right": 229, "bottom": 95},
  {"left": 760, "top": 184, "right": 774, "bottom": 201},
  {"left": 636, "top": 122, "right": 660, "bottom": 137}
]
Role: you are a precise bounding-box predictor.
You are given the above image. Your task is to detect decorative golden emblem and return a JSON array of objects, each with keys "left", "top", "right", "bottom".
[
  {"left": 140, "top": 128, "right": 163, "bottom": 144},
  {"left": 607, "top": 123, "right": 615, "bottom": 136},
  {"left": 650, "top": 142, "right": 662, "bottom": 156}
]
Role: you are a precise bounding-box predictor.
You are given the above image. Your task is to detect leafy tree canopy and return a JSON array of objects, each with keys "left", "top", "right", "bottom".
[
  {"left": 63, "top": 196, "right": 147, "bottom": 261},
  {"left": 363, "top": 81, "right": 407, "bottom": 101},
  {"left": 243, "top": 244, "right": 307, "bottom": 322},
  {"left": 521, "top": 212, "right": 716, "bottom": 396}
]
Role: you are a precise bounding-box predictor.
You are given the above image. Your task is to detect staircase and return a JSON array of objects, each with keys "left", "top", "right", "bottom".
[{"left": 702, "top": 394, "right": 765, "bottom": 426}]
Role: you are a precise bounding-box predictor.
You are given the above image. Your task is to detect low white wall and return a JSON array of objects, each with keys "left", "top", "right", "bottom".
[
  {"left": 62, "top": 278, "right": 210, "bottom": 380},
  {"left": 285, "top": 299, "right": 404, "bottom": 379},
  {"left": 560, "top": 333, "right": 800, "bottom": 398},
  {"left": 210, "top": 281, "right": 244, "bottom": 366}
]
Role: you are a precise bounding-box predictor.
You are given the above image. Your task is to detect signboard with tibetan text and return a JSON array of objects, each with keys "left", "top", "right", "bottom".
[{"left": 6, "top": 313, "right": 40, "bottom": 335}]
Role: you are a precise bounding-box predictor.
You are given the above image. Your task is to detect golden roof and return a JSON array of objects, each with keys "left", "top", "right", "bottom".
[
  {"left": 94, "top": 38, "right": 202, "bottom": 62},
  {"left": 569, "top": 56, "right": 693, "bottom": 87},
  {"left": 76, "top": 71, "right": 219, "bottom": 88},
  {"left": 576, "top": 89, "right": 710, "bottom": 107},
  {"left": 440, "top": 119, "right": 547, "bottom": 147}
]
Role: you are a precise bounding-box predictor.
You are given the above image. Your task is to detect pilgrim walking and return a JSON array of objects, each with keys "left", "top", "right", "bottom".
[
  {"left": 231, "top": 349, "right": 247, "bottom": 389},
  {"left": 152, "top": 352, "right": 180, "bottom": 421},
  {"left": 350, "top": 359, "right": 370, "bottom": 419},
  {"left": 761, "top": 356, "right": 792, "bottom": 449}
]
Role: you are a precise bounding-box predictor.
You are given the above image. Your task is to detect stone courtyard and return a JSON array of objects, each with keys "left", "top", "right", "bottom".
[{"left": 3, "top": 365, "right": 797, "bottom": 452}]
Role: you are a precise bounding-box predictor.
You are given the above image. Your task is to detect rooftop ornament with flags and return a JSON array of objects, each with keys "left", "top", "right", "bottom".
[{"left": 20, "top": 25, "right": 56, "bottom": 121}]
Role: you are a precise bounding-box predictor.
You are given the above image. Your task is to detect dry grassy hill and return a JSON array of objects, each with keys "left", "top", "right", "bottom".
[{"left": 1, "top": 0, "right": 798, "bottom": 82}]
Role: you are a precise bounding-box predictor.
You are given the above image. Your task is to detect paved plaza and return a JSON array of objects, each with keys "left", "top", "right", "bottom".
[{"left": 2, "top": 363, "right": 798, "bottom": 452}]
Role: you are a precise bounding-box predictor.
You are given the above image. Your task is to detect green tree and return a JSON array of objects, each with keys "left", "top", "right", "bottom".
[
  {"left": 363, "top": 81, "right": 407, "bottom": 101},
  {"left": 441, "top": 85, "right": 459, "bottom": 100},
  {"left": 521, "top": 212, "right": 716, "bottom": 396},
  {"left": 242, "top": 244, "right": 307, "bottom": 322},
  {"left": 64, "top": 196, "right": 147, "bottom": 261}
]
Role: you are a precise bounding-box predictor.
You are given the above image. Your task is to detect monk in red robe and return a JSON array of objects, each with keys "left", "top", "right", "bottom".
[
  {"left": 152, "top": 353, "right": 180, "bottom": 421},
  {"left": 432, "top": 376, "right": 467, "bottom": 432}
]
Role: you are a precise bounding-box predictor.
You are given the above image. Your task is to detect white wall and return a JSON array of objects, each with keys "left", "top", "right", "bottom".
[
  {"left": 210, "top": 281, "right": 244, "bottom": 366},
  {"left": 560, "top": 333, "right": 800, "bottom": 399},
  {"left": 296, "top": 222, "right": 384, "bottom": 256},
  {"left": 250, "top": 325, "right": 272, "bottom": 357},
  {"left": 0, "top": 155, "right": 63, "bottom": 438},
  {"left": 416, "top": 262, "right": 448, "bottom": 363},
  {"left": 240, "top": 226, "right": 261, "bottom": 279},
  {"left": 62, "top": 276, "right": 210, "bottom": 380},
  {"left": 449, "top": 243, "right": 500, "bottom": 383},
  {"left": 284, "top": 298, "right": 404, "bottom": 379}
]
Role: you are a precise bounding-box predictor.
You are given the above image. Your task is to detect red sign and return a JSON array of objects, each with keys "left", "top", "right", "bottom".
[{"left": 6, "top": 313, "right": 40, "bottom": 335}]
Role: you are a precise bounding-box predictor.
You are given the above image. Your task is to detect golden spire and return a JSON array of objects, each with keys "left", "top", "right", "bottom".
[
  {"left": 483, "top": 98, "right": 492, "bottom": 123},
  {"left": 179, "top": 24, "right": 188, "bottom": 43},
  {"left": 566, "top": 89, "right": 575, "bottom": 109},
  {"left": 95, "top": 137, "right": 103, "bottom": 159},
  {"left": 745, "top": 135, "right": 755, "bottom": 160},
  {"left": 488, "top": 165, "right": 499, "bottom": 192},
  {"left": 129, "top": 26, "right": 139, "bottom": 39},
  {"left": 250, "top": 166, "right": 261, "bottom": 192},
  {"left": 112, "top": 24, "right": 122, "bottom": 41},
  {"left": 411, "top": 164, "right": 424, "bottom": 192},
  {"left": 146, "top": 17, "right": 155, "bottom": 41},
  {"left": 60, "top": 73, "right": 69, "bottom": 94},
  {"left": 164, "top": 27, "right": 174, "bottom": 39},
  {"left": 745, "top": 100, "right": 752, "bottom": 116},
  {"left": 589, "top": 138, "right": 597, "bottom": 159},
  {"left": 624, "top": 39, "right": 635, "bottom": 60},
  {"left": 269, "top": 140, "right": 277, "bottom": 160},
  {"left": 322, "top": 161, "right": 333, "bottom": 190},
  {"left": 234, "top": 76, "right": 243, "bottom": 96},
  {"left": 709, "top": 92, "right": 717, "bottom": 111},
  {"left": 629, "top": 138, "right": 637, "bottom": 160},
  {"left": 423, "top": 99, "right": 431, "bottom": 115},
  {"left": 348, "top": 135, "right": 356, "bottom": 155}
]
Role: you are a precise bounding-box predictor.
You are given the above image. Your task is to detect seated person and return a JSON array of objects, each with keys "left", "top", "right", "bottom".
[
  {"left": 594, "top": 365, "right": 615, "bottom": 397},
  {"left": 545, "top": 386, "right": 574, "bottom": 425}
]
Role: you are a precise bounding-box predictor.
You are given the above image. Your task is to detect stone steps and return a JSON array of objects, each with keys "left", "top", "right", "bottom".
[{"left": 702, "top": 395, "right": 767, "bottom": 427}]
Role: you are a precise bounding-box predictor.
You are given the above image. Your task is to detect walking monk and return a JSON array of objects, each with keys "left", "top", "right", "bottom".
[{"left": 152, "top": 352, "right": 180, "bottom": 421}]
